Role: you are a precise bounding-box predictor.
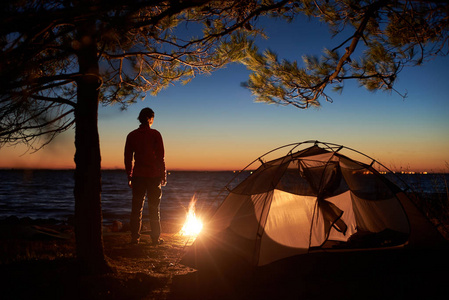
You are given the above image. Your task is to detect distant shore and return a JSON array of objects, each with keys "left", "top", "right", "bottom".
[{"left": 1, "top": 167, "right": 448, "bottom": 174}]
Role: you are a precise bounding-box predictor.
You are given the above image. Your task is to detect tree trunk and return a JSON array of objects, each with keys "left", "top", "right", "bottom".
[{"left": 74, "top": 20, "right": 110, "bottom": 274}]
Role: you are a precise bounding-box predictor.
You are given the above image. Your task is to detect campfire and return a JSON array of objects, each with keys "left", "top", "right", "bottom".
[{"left": 179, "top": 196, "right": 203, "bottom": 237}]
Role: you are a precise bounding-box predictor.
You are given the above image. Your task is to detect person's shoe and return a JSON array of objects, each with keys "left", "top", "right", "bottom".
[
  {"left": 130, "top": 238, "right": 140, "bottom": 245},
  {"left": 152, "top": 238, "right": 164, "bottom": 246}
]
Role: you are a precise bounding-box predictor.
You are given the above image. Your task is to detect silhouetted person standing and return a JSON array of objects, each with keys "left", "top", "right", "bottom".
[{"left": 125, "top": 107, "right": 166, "bottom": 245}]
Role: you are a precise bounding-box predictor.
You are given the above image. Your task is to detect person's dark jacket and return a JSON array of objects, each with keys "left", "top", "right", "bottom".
[{"left": 124, "top": 124, "right": 166, "bottom": 181}]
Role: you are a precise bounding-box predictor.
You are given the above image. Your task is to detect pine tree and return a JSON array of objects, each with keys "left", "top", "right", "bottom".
[
  {"left": 0, "top": 0, "right": 272, "bottom": 273},
  {"left": 242, "top": 0, "right": 449, "bottom": 108}
]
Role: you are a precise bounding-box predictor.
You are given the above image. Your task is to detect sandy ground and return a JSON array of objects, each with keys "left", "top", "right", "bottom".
[{"left": 1, "top": 218, "right": 448, "bottom": 300}]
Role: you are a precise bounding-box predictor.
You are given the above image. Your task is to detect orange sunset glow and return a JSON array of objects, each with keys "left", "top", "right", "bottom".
[{"left": 1, "top": 130, "right": 448, "bottom": 173}]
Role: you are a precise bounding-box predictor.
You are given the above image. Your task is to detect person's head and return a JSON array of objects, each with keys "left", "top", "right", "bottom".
[{"left": 138, "top": 107, "right": 155, "bottom": 125}]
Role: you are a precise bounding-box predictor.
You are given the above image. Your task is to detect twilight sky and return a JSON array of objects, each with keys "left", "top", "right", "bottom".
[{"left": 1, "top": 16, "right": 448, "bottom": 172}]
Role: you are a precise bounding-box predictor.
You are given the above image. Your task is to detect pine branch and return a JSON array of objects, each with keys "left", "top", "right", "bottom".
[{"left": 312, "top": 0, "right": 390, "bottom": 101}]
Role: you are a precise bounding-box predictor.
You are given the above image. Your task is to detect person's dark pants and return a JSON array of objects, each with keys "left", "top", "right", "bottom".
[{"left": 130, "top": 177, "right": 162, "bottom": 242}]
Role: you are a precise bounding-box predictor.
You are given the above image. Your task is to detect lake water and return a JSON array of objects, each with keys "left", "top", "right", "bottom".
[
  {"left": 0, "top": 170, "right": 447, "bottom": 224},
  {"left": 0, "top": 170, "right": 243, "bottom": 224}
]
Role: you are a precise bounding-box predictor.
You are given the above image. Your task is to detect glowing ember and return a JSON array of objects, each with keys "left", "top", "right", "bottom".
[{"left": 179, "top": 196, "right": 203, "bottom": 237}]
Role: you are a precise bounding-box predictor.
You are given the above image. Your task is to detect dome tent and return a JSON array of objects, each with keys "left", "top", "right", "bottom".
[{"left": 185, "top": 141, "right": 446, "bottom": 267}]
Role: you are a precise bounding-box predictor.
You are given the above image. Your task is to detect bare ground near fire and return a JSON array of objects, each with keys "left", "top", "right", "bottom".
[{"left": 1, "top": 216, "right": 448, "bottom": 300}]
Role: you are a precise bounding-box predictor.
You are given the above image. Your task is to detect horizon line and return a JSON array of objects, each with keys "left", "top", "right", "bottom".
[{"left": 0, "top": 167, "right": 447, "bottom": 174}]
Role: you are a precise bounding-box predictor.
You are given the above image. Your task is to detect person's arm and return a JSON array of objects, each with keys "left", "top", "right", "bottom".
[
  {"left": 155, "top": 131, "right": 166, "bottom": 186},
  {"left": 124, "top": 134, "right": 134, "bottom": 186}
]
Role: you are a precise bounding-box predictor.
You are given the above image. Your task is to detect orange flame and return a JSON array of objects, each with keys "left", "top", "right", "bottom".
[{"left": 179, "top": 196, "right": 203, "bottom": 237}]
